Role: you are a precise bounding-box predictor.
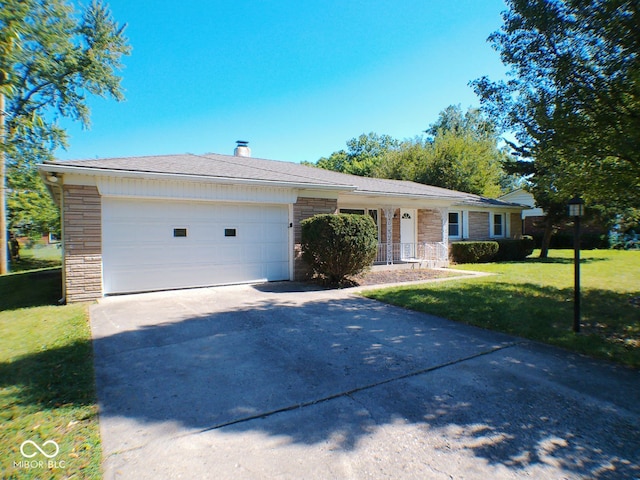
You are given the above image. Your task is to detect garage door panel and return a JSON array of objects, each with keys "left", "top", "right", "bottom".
[
  {"left": 262, "top": 243, "right": 287, "bottom": 260},
  {"left": 102, "top": 198, "right": 290, "bottom": 294}
]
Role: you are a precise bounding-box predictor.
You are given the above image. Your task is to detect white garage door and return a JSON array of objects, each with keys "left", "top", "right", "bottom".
[{"left": 102, "top": 198, "right": 290, "bottom": 294}]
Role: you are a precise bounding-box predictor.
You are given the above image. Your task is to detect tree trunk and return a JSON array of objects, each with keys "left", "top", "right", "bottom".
[{"left": 539, "top": 216, "right": 554, "bottom": 259}]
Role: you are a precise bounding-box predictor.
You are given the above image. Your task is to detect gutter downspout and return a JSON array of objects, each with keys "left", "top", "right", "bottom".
[{"left": 42, "top": 174, "right": 65, "bottom": 304}]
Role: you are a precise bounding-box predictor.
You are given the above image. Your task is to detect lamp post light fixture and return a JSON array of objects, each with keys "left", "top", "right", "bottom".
[{"left": 568, "top": 196, "right": 585, "bottom": 333}]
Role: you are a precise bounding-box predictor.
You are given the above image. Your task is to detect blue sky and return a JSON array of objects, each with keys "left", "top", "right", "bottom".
[{"left": 57, "top": 0, "right": 509, "bottom": 163}]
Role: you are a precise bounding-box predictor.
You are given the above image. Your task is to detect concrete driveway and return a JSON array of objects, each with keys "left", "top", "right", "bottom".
[{"left": 90, "top": 282, "right": 640, "bottom": 479}]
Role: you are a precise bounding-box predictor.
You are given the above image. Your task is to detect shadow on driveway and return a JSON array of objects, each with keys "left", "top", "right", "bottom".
[{"left": 88, "top": 284, "right": 640, "bottom": 479}]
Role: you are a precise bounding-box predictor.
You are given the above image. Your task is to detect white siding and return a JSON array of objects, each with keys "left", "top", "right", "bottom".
[
  {"left": 97, "top": 177, "right": 297, "bottom": 204},
  {"left": 500, "top": 189, "right": 544, "bottom": 217}
]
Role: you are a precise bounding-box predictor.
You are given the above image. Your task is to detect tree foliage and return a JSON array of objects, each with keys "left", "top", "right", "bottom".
[
  {"left": 310, "top": 106, "right": 512, "bottom": 198},
  {"left": 375, "top": 106, "right": 512, "bottom": 197},
  {"left": 1, "top": 0, "right": 130, "bottom": 153},
  {"left": 7, "top": 147, "right": 59, "bottom": 239},
  {"left": 1, "top": 0, "right": 130, "bottom": 270},
  {"left": 313, "top": 132, "right": 400, "bottom": 177},
  {"left": 425, "top": 104, "right": 498, "bottom": 141},
  {"left": 375, "top": 134, "right": 506, "bottom": 197},
  {"left": 472, "top": 0, "right": 640, "bottom": 211}
]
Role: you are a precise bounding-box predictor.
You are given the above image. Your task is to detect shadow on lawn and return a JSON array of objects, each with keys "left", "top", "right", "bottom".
[
  {"left": 0, "top": 268, "right": 62, "bottom": 310},
  {"left": 517, "top": 255, "right": 607, "bottom": 265},
  {"left": 0, "top": 340, "right": 96, "bottom": 410},
  {"left": 11, "top": 256, "right": 62, "bottom": 273}
]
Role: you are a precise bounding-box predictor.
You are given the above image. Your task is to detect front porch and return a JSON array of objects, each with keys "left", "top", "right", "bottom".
[{"left": 374, "top": 242, "right": 449, "bottom": 268}]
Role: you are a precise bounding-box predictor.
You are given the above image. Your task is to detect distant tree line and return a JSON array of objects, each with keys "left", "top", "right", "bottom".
[{"left": 305, "top": 105, "right": 520, "bottom": 199}]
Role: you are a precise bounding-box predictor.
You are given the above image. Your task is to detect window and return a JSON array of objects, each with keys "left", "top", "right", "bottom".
[
  {"left": 368, "top": 209, "right": 378, "bottom": 227},
  {"left": 173, "top": 228, "right": 187, "bottom": 237},
  {"left": 224, "top": 228, "right": 237, "bottom": 237},
  {"left": 493, "top": 214, "right": 504, "bottom": 237},
  {"left": 449, "top": 212, "right": 460, "bottom": 237}
]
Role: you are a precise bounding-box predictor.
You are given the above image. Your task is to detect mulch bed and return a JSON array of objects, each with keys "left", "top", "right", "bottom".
[{"left": 350, "top": 268, "right": 463, "bottom": 286}]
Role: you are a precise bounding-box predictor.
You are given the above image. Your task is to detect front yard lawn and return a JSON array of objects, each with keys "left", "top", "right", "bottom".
[
  {"left": 363, "top": 250, "right": 640, "bottom": 368},
  {"left": 10, "top": 244, "right": 62, "bottom": 274},
  {"left": 0, "top": 269, "right": 101, "bottom": 479}
]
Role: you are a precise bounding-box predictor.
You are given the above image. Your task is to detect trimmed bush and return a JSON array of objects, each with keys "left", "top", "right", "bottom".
[
  {"left": 450, "top": 241, "right": 499, "bottom": 263},
  {"left": 494, "top": 236, "right": 535, "bottom": 261},
  {"left": 301, "top": 213, "right": 378, "bottom": 285}
]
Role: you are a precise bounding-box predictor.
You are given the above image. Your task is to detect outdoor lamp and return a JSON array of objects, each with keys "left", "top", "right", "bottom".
[
  {"left": 568, "top": 196, "right": 585, "bottom": 217},
  {"left": 568, "top": 195, "right": 585, "bottom": 333}
]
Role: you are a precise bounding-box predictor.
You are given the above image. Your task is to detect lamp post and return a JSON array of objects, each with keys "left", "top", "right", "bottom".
[{"left": 568, "top": 196, "right": 585, "bottom": 333}]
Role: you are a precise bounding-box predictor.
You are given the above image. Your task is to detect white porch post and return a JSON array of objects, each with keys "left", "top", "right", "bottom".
[
  {"left": 438, "top": 208, "right": 449, "bottom": 265},
  {"left": 438, "top": 207, "right": 449, "bottom": 245},
  {"left": 382, "top": 207, "right": 395, "bottom": 265}
]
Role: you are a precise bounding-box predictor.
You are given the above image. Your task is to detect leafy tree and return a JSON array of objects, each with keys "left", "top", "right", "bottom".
[
  {"left": 7, "top": 149, "right": 59, "bottom": 241},
  {"left": 0, "top": 0, "right": 130, "bottom": 273},
  {"left": 375, "top": 106, "right": 510, "bottom": 197},
  {"left": 312, "top": 107, "right": 511, "bottom": 198},
  {"left": 422, "top": 129, "right": 506, "bottom": 198},
  {"left": 471, "top": 0, "right": 640, "bottom": 255},
  {"left": 314, "top": 132, "right": 400, "bottom": 177},
  {"left": 376, "top": 134, "right": 506, "bottom": 198},
  {"left": 425, "top": 104, "right": 497, "bottom": 141}
]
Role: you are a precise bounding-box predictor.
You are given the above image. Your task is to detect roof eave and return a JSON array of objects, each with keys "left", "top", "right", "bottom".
[
  {"left": 350, "top": 189, "right": 460, "bottom": 201},
  {"left": 37, "top": 163, "right": 357, "bottom": 192},
  {"left": 454, "top": 200, "right": 526, "bottom": 209}
]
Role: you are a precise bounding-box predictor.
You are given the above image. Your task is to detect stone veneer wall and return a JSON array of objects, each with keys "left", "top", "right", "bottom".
[
  {"left": 63, "top": 185, "right": 103, "bottom": 303},
  {"left": 293, "top": 197, "right": 338, "bottom": 280},
  {"left": 468, "top": 211, "right": 490, "bottom": 240},
  {"left": 417, "top": 209, "right": 443, "bottom": 243}
]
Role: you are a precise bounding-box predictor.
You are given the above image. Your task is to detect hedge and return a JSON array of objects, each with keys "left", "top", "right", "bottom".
[
  {"left": 494, "top": 236, "right": 535, "bottom": 261},
  {"left": 450, "top": 241, "right": 498, "bottom": 263},
  {"left": 301, "top": 213, "right": 378, "bottom": 285},
  {"left": 451, "top": 237, "right": 536, "bottom": 263}
]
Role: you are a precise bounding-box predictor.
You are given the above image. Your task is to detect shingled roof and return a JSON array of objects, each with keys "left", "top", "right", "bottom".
[{"left": 42, "top": 152, "right": 523, "bottom": 208}]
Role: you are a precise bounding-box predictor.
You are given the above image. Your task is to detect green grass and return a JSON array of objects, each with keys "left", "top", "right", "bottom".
[
  {"left": 0, "top": 270, "right": 101, "bottom": 479},
  {"left": 11, "top": 244, "right": 62, "bottom": 273},
  {"left": 363, "top": 250, "right": 640, "bottom": 368}
]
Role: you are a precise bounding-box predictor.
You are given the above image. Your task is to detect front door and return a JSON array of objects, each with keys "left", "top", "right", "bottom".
[{"left": 400, "top": 208, "right": 417, "bottom": 260}]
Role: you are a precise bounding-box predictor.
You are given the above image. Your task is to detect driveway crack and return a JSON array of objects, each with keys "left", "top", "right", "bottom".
[
  {"left": 102, "top": 340, "right": 526, "bottom": 459},
  {"left": 185, "top": 340, "right": 526, "bottom": 437}
]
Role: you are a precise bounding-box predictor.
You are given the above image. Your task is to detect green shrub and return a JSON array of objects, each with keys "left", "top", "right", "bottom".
[
  {"left": 301, "top": 213, "right": 378, "bottom": 285},
  {"left": 494, "top": 236, "right": 535, "bottom": 261},
  {"left": 450, "top": 241, "right": 499, "bottom": 263}
]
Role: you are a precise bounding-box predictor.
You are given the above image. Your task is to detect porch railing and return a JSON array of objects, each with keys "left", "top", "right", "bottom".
[{"left": 374, "top": 242, "right": 449, "bottom": 268}]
